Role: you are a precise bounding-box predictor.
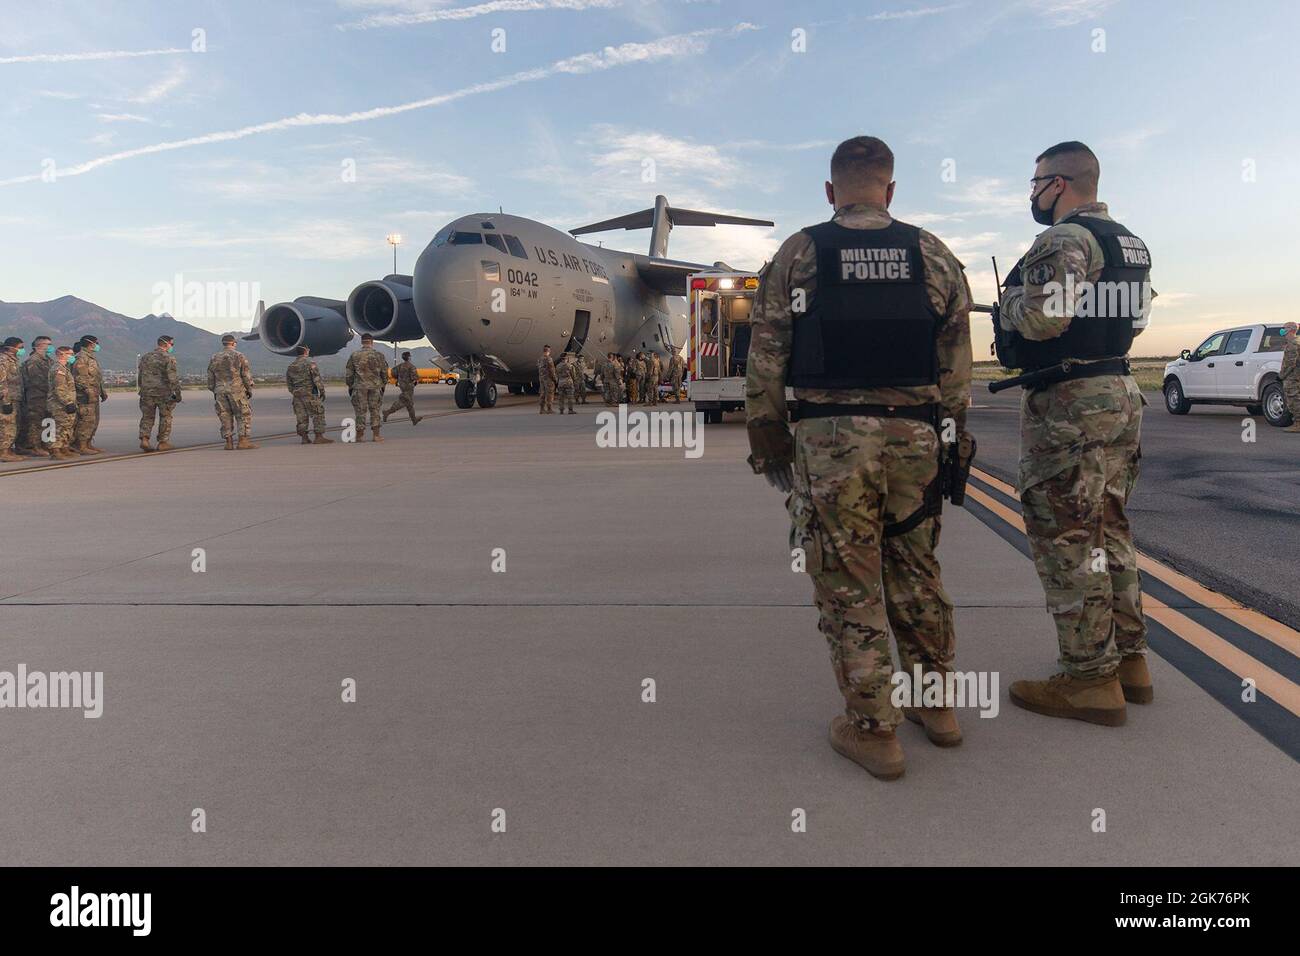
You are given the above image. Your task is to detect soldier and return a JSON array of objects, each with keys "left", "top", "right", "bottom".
[
  {"left": 537, "top": 344, "right": 557, "bottom": 414},
  {"left": 46, "top": 346, "right": 79, "bottom": 460},
  {"left": 746, "top": 136, "right": 973, "bottom": 780},
  {"left": 572, "top": 352, "right": 588, "bottom": 404},
  {"left": 556, "top": 353, "right": 577, "bottom": 414},
  {"left": 207, "top": 333, "right": 257, "bottom": 450},
  {"left": 70, "top": 335, "right": 107, "bottom": 456},
  {"left": 668, "top": 347, "right": 686, "bottom": 402},
  {"left": 345, "top": 334, "right": 389, "bottom": 441},
  {"left": 287, "top": 345, "right": 333, "bottom": 444},
  {"left": 997, "top": 141, "right": 1152, "bottom": 725},
  {"left": 384, "top": 350, "right": 424, "bottom": 426},
  {"left": 139, "top": 335, "right": 180, "bottom": 451},
  {"left": 610, "top": 353, "right": 625, "bottom": 405},
  {"left": 1281, "top": 322, "right": 1300, "bottom": 433},
  {"left": 0, "top": 337, "right": 25, "bottom": 462},
  {"left": 19, "top": 336, "right": 53, "bottom": 457},
  {"left": 649, "top": 351, "right": 663, "bottom": 405},
  {"left": 626, "top": 353, "right": 641, "bottom": 405}
]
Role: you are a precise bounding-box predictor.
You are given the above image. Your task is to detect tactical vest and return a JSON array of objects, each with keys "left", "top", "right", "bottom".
[
  {"left": 789, "top": 220, "right": 940, "bottom": 389},
  {"left": 1002, "top": 214, "right": 1150, "bottom": 371}
]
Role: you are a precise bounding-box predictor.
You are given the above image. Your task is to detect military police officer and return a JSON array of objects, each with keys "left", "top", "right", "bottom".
[
  {"left": 997, "top": 141, "right": 1152, "bottom": 725},
  {"left": 384, "top": 351, "right": 424, "bottom": 426},
  {"left": 746, "top": 136, "right": 973, "bottom": 780},
  {"left": 139, "top": 335, "right": 180, "bottom": 451},
  {"left": 345, "top": 333, "right": 390, "bottom": 441},
  {"left": 287, "top": 345, "right": 333, "bottom": 444},
  {"left": 0, "top": 337, "right": 24, "bottom": 462},
  {"left": 208, "top": 333, "right": 257, "bottom": 450}
]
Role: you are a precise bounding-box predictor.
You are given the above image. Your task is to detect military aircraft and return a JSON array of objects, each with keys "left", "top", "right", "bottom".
[{"left": 244, "top": 196, "right": 772, "bottom": 408}]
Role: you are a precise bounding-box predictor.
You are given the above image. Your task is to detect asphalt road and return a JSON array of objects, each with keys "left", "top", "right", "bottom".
[{"left": 968, "top": 386, "right": 1300, "bottom": 632}]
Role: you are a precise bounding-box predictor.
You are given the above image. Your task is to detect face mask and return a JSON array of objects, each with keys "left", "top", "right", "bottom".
[
  {"left": 167, "top": 345, "right": 174, "bottom": 353},
  {"left": 1030, "top": 182, "right": 1058, "bottom": 227},
  {"left": 45, "top": 345, "right": 55, "bottom": 357},
  {"left": 67, "top": 354, "right": 76, "bottom": 365},
  {"left": 16, "top": 348, "right": 25, "bottom": 358},
  {"left": 92, "top": 343, "right": 100, "bottom": 352}
]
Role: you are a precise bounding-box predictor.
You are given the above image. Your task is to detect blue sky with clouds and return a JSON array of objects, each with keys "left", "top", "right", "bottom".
[{"left": 2, "top": 0, "right": 1297, "bottom": 355}]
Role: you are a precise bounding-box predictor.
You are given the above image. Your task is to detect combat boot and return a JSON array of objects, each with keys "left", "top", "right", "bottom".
[
  {"left": 1117, "top": 654, "right": 1153, "bottom": 704},
  {"left": 223, "top": 437, "right": 234, "bottom": 450},
  {"left": 84, "top": 444, "right": 104, "bottom": 454},
  {"left": 236, "top": 436, "right": 259, "bottom": 449},
  {"left": 313, "top": 434, "right": 334, "bottom": 444},
  {"left": 1009, "top": 673, "right": 1126, "bottom": 726},
  {"left": 828, "top": 716, "right": 905, "bottom": 781},
  {"left": 372, "top": 429, "right": 384, "bottom": 442},
  {"left": 414, "top": 416, "right": 424, "bottom": 425},
  {"left": 77, "top": 447, "right": 96, "bottom": 456},
  {"left": 156, "top": 441, "right": 173, "bottom": 451},
  {"left": 140, "top": 438, "right": 153, "bottom": 452},
  {"left": 52, "top": 448, "right": 78, "bottom": 460},
  {"left": 300, "top": 433, "right": 311, "bottom": 444},
  {"left": 26, "top": 447, "right": 50, "bottom": 458},
  {"left": 0, "top": 450, "right": 24, "bottom": 462},
  {"left": 1284, "top": 423, "right": 1300, "bottom": 433},
  {"left": 903, "top": 707, "right": 963, "bottom": 747},
  {"left": 357, "top": 427, "right": 366, "bottom": 441},
  {"left": 382, "top": 410, "right": 391, "bottom": 423}
]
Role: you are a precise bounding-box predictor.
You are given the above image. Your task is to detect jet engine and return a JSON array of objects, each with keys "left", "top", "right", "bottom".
[
  {"left": 346, "top": 275, "right": 424, "bottom": 342},
  {"left": 258, "top": 297, "right": 353, "bottom": 355}
]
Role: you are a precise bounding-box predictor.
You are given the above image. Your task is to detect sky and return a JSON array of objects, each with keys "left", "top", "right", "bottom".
[{"left": 2, "top": 0, "right": 1298, "bottom": 357}]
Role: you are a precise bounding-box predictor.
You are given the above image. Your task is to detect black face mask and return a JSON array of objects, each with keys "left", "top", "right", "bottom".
[{"left": 1030, "top": 183, "right": 1058, "bottom": 226}]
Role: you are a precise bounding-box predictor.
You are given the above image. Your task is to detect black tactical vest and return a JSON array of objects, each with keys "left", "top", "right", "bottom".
[
  {"left": 1002, "top": 214, "right": 1150, "bottom": 371},
  {"left": 789, "top": 219, "right": 941, "bottom": 389}
]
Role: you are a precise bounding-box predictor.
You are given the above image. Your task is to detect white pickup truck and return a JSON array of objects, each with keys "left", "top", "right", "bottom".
[{"left": 1162, "top": 324, "right": 1294, "bottom": 427}]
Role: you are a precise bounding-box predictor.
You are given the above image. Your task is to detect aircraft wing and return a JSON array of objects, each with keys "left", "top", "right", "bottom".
[{"left": 627, "top": 254, "right": 708, "bottom": 296}]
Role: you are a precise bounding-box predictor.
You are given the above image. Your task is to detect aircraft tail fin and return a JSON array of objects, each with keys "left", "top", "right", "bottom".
[
  {"left": 569, "top": 195, "right": 773, "bottom": 259},
  {"left": 241, "top": 299, "right": 265, "bottom": 341}
]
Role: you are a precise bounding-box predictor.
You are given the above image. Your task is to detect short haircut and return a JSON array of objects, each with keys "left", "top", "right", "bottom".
[
  {"left": 157, "top": 335, "right": 173, "bottom": 346},
  {"left": 1036, "top": 141, "right": 1100, "bottom": 193},
  {"left": 3, "top": 336, "right": 22, "bottom": 347},
  {"left": 73, "top": 342, "right": 82, "bottom": 352},
  {"left": 402, "top": 351, "right": 411, "bottom": 360},
  {"left": 361, "top": 333, "right": 374, "bottom": 342},
  {"left": 56, "top": 345, "right": 72, "bottom": 353},
  {"left": 830, "top": 136, "right": 895, "bottom": 190},
  {"left": 80, "top": 335, "right": 98, "bottom": 344},
  {"left": 296, "top": 345, "right": 309, "bottom": 356},
  {"left": 221, "top": 334, "right": 236, "bottom": 345},
  {"left": 33, "top": 335, "right": 51, "bottom": 346}
]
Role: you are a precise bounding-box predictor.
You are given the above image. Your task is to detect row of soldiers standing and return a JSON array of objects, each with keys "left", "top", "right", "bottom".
[
  {"left": 533, "top": 344, "right": 687, "bottom": 413},
  {"left": 0, "top": 333, "right": 108, "bottom": 461}
]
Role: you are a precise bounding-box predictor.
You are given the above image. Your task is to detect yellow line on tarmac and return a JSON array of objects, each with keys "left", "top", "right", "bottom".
[{"left": 969, "top": 467, "right": 1300, "bottom": 658}]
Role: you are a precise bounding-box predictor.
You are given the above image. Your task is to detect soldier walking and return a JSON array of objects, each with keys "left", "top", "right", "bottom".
[
  {"left": 287, "top": 345, "right": 333, "bottom": 444},
  {"left": 384, "top": 351, "right": 424, "bottom": 425},
  {"left": 139, "top": 335, "right": 180, "bottom": 451},
  {"left": 207, "top": 334, "right": 257, "bottom": 450},
  {"left": 345, "top": 333, "right": 390, "bottom": 441}
]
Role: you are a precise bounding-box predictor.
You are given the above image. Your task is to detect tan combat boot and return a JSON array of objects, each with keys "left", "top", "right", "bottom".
[
  {"left": 156, "top": 441, "right": 173, "bottom": 451},
  {"left": 140, "top": 438, "right": 153, "bottom": 452},
  {"left": 223, "top": 437, "right": 234, "bottom": 450},
  {"left": 85, "top": 444, "right": 104, "bottom": 454},
  {"left": 77, "top": 447, "right": 95, "bottom": 456},
  {"left": 1009, "top": 673, "right": 1126, "bottom": 726},
  {"left": 828, "top": 716, "right": 905, "bottom": 781},
  {"left": 1117, "top": 654, "right": 1153, "bottom": 704},
  {"left": 26, "top": 447, "right": 50, "bottom": 458},
  {"left": 372, "top": 429, "right": 384, "bottom": 442},
  {"left": 0, "top": 449, "right": 24, "bottom": 462},
  {"left": 1283, "top": 423, "right": 1300, "bottom": 433},
  {"left": 414, "top": 416, "right": 424, "bottom": 425},
  {"left": 313, "top": 434, "right": 334, "bottom": 444},
  {"left": 903, "top": 707, "right": 963, "bottom": 747},
  {"left": 53, "top": 448, "right": 78, "bottom": 460},
  {"left": 236, "top": 436, "right": 259, "bottom": 449},
  {"left": 357, "top": 427, "right": 365, "bottom": 441},
  {"left": 300, "top": 433, "right": 311, "bottom": 444}
]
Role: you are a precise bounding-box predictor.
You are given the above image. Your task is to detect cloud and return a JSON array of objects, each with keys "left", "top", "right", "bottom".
[
  {"left": 0, "top": 47, "right": 189, "bottom": 65},
  {"left": 95, "top": 112, "right": 152, "bottom": 123},
  {"left": 1, "top": 25, "right": 755, "bottom": 187},
  {"left": 96, "top": 220, "right": 392, "bottom": 262},
  {"left": 185, "top": 152, "right": 475, "bottom": 203},
  {"left": 1023, "top": 0, "right": 1119, "bottom": 27},
  {"left": 587, "top": 124, "right": 741, "bottom": 189},
  {"left": 129, "top": 63, "right": 189, "bottom": 105},
  {"left": 337, "top": 0, "right": 621, "bottom": 31}
]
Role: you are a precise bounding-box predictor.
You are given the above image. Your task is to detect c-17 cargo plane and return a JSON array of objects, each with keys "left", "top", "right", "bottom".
[{"left": 245, "top": 195, "right": 773, "bottom": 409}]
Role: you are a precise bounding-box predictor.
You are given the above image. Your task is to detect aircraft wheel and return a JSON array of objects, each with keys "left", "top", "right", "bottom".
[
  {"left": 476, "top": 381, "right": 498, "bottom": 408},
  {"left": 454, "top": 380, "right": 476, "bottom": 409}
]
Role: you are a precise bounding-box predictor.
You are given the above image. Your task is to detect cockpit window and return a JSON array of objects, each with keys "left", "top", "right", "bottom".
[
  {"left": 485, "top": 234, "right": 508, "bottom": 254},
  {"left": 431, "top": 225, "right": 454, "bottom": 248},
  {"left": 504, "top": 234, "right": 528, "bottom": 259},
  {"left": 449, "top": 231, "right": 483, "bottom": 245},
  {"left": 481, "top": 260, "right": 501, "bottom": 282}
]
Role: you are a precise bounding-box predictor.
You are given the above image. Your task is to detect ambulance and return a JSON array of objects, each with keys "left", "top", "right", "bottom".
[{"left": 686, "top": 270, "right": 795, "bottom": 423}]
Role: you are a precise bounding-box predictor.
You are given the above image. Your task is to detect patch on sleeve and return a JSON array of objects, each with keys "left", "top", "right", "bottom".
[{"left": 1025, "top": 261, "right": 1057, "bottom": 285}]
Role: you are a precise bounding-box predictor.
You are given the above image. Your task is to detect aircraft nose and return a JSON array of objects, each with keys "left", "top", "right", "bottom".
[{"left": 413, "top": 243, "right": 480, "bottom": 355}]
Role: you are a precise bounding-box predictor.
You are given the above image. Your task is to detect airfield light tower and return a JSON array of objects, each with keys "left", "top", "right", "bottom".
[{"left": 386, "top": 233, "right": 403, "bottom": 358}]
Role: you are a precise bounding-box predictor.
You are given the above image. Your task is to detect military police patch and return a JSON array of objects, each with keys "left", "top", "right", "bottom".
[{"left": 1025, "top": 262, "right": 1056, "bottom": 285}]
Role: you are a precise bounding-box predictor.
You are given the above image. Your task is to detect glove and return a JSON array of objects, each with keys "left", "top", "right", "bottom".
[
  {"left": 63, "top": 402, "right": 76, "bottom": 414},
  {"left": 763, "top": 462, "right": 794, "bottom": 494},
  {"left": 1, "top": 402, "right": 12, "bottom": 415}
]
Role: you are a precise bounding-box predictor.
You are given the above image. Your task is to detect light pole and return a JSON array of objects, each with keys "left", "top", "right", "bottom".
[{"left": 386, "top": 233, "right": 403, "bottom": 359}]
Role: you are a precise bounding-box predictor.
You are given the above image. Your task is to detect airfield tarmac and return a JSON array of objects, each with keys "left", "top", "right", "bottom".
[{"left": 1, "top": 386, "right": 1297, "bottom": 866}]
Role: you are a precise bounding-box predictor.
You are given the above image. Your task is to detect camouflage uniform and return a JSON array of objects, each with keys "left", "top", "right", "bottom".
[
  {"left": 207, "top": 348, "right": 255, "bottom": 441},
  {"left": 626, "top": 355, "right": 641, "bottom": 405},
  {"left": 537, "top": 352, "right": 557, "bottom": 413},
  {"left": 746, "top": 203, "right": 972, "bottom": 732},
  {"left": 71, "top": 348, "right": 106, "bottom": 450},
  {"left": 138, "top": 347, "right": 180, "bottom": 444},
  {"left": 0, "top": 349, "right": 20, "bottom": 454},
  {"left": 999, "top": 202, "right": 1146, "bottom": 680},
  {"left": 47, "top": 360, "right": 78, "bottom": 454},
  {"left": 610, "top": 356, "right": 625, "bottom": 405},
  {"left": 647, "top": 353, "right": 661, "bottom": 405},
  {"left": 1281, "top": 333, "right": 1300, "bottom": 424},
  {"left": 345, "top": 345, "right": 389, "bottom": 433},
  {"left": 556, "top": 356, "right": 577, "bottom": 414},
  {"left": 286, "top": 355, "right": 327, "bottom": 438},
  {"left": 573, "top": 354, "right": 588, "bottom": 404},
  {"left": 22, "top": 350, "right": 52, "bottom": 452},
  {"left": 669, "top": 351, "right": 686, "bottom": 402},
  {"left": 385, "top": 360, "right": 420, "bottom": 424}
]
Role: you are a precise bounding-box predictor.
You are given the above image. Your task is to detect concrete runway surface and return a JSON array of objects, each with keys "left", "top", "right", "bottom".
[{"left": 1, "top": 387, "right": 1296, "bottom": 865}]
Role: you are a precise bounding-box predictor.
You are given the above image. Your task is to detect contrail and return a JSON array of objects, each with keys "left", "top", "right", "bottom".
[
  {"left": 1, "top": 26, "right": 755, "bottom": 187},
  {"left": 0, "top": 47, "right": 188, "bottom": 64},
  {"left": 338, "top": 0, "right": 621, "bottom": 32}
]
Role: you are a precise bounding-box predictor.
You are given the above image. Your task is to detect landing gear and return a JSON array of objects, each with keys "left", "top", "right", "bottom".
[
  {"left": 454, "top": 379, "right": 476, "bottom": 409},
  {"left": 476, "top": 381, "right": 498, "bottom": 408}
]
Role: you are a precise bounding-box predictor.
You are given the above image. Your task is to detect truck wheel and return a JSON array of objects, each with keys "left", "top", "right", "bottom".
[
  {"left": 1163, "top": 378, "right": 1191, "bottom": 415},
  {"left": 476, "top": 381, "right": 498, "bottom": 408},
  {"left": 454, "top": 380, "right": 476, "bottom": 409},
  {"left": 1262, "top": 380, "right": 1293, "bottom": 427}
]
